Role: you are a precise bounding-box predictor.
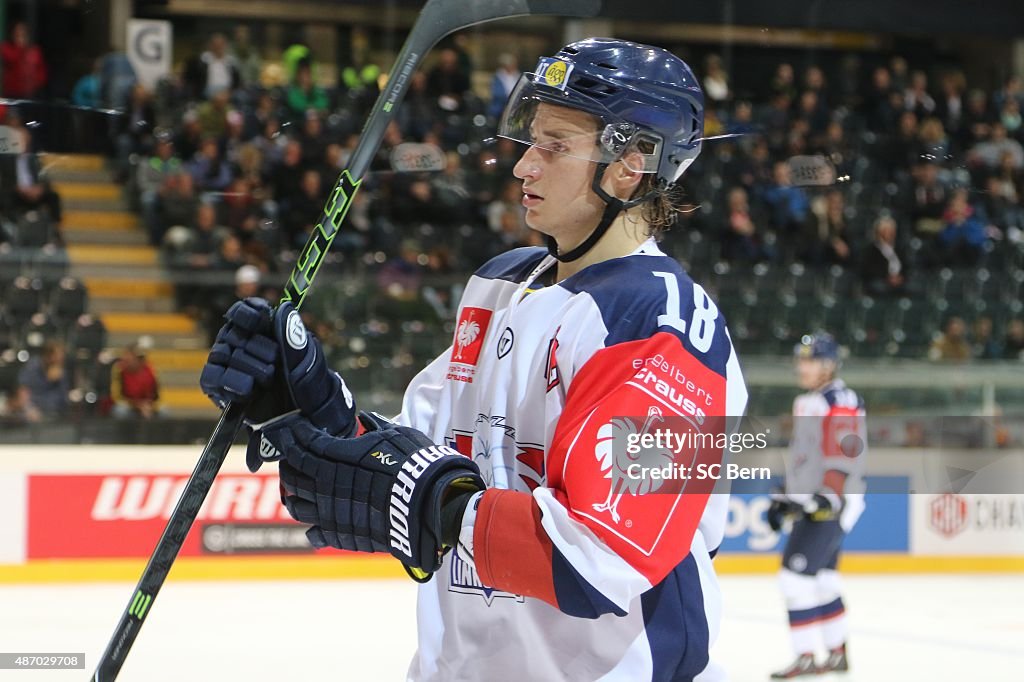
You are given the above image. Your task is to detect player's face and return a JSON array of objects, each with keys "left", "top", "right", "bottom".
[
  {"left": 795, "top": 358, "right": 833, "bottom": 390},
  {"left": 512, "top": 103, "right": 607, "bottom": 245}
]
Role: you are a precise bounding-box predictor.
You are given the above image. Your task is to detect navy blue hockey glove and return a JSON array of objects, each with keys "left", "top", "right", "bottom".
[
  {"left": 199, "top": 297, "right": 357, "bottom": 471},
  {"left": 257, "top": 411, "right": 485, "bottom": 582},
  {"left": 766, "top": 497, "right": 802, "bottom": 532}
]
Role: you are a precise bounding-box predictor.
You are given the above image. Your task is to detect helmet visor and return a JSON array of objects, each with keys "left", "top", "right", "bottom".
[{"left": 496, "top": 74, "right": 662, "bottom": 174}]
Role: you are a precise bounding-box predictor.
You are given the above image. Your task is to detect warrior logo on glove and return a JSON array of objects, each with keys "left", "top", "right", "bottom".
[{"left": 285, "top": 310, "right": 308, "bottom": 350}]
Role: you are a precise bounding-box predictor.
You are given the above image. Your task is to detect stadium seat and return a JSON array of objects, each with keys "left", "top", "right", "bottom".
[
  {"left": 4, "top": 276, "right": 45, "bottom": 328},
  {"left": 50, "top": 277, "right": 88, "bottom": 324},
  {"left": 68, "top": 315, "right": 107, "bottom": 363}
]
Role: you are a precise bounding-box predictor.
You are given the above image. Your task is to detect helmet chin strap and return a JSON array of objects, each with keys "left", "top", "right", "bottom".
[{"left": 547, "top": 162, "right": 656, "bottom": 263}]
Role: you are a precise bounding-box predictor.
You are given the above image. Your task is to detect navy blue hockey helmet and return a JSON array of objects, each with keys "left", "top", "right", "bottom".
[
  {"left": 497, "top": 38, "right": 704, "bottom": 188},
  {"left": 794, "top": 332, "right": 841, "bottom": 362}
]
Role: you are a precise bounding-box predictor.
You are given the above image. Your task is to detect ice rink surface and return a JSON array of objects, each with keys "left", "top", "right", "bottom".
[{"left": 0, "top": 574, "right": 1021, "bottom": 681}]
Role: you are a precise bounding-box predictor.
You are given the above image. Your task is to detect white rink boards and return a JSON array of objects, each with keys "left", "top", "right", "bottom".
[{"left": 0, "top": 574, "right": 1020, "bottom": 681}]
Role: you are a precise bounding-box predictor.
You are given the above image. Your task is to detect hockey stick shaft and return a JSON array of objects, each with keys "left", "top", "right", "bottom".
[{"left": 90, "top": 1, "right": 599, "bottom": 679}]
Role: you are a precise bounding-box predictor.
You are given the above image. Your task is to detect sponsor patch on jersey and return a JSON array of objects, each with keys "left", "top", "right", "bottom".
[
  {"left": 558, "top": 341, "right": 727, "bottom": 559},
  {"left": 447, "top": 307, "right": 493, "bottom": 383},
  {"left": 448, "top": 550, "right": 524, "bottom": 606},
  {"left": 534, "top": 57, "right": 573, "bottom": 91}
]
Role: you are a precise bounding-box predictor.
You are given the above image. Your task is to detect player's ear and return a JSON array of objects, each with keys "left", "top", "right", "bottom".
[{"left": 607, "top": 152, "right": 644, "bottom": 199}]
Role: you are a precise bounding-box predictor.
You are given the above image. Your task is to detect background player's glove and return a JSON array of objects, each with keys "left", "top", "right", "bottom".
[
  {"left": 256, "top": 411, "right": 485, "bottom": 581},
  {"left": 766, "top": 497, "right": 802, "bottom": 532},
  {"left": 199, "top": 298, "right": 357, "bottom": 471}
]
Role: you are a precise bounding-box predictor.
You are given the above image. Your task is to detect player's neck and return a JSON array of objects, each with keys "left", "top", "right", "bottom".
[{"left": 555, "top": 211, "right": 650, "bottom": 281}]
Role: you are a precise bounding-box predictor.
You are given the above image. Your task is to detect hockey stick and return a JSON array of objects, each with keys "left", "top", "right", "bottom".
[{"left": 90, "top": 1, "right": 600, "bottom": 679}]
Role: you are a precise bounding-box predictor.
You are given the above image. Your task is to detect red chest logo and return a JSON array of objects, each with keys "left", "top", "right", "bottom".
[
  {"left": 452, "top": 307, "right": 492, "bottom": 365},
  {"left": 447, "top": 307, "right": 493, "bottom": 383}
]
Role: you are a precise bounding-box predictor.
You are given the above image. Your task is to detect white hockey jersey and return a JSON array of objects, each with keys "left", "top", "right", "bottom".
[
  {"left": 398, "top": 239, "right": 748, "bottom": 682},
  {"left": 786, "top": 379, "right": 867, "bottom": 532}
]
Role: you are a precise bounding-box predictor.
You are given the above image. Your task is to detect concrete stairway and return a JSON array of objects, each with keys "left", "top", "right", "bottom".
[{"left": 45, "top": 154, "right": 217, "bottom": 417}]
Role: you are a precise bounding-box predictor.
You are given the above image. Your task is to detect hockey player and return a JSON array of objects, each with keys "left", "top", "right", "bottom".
[
  {"left": 768, "top": 332, "right": 866, "bottom": 678},
  {"left": 201, "top": 38, "right": 747, "bottom": 681}
]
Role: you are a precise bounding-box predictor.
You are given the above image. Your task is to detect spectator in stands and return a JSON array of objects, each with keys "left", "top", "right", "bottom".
[
  {"left": 298, "top": 110, "right": 327, "bottom": 166},
  {"left": 377, "top": 240, "right": 425, "bottom": 303},
  {"left": 935, "top": 71, "right": 966, "bottom": 143},
  {"left": 286, "top": 59, "right": 329, "bottom": 121},
  {"left": 887, "top": 110, "right": 920, "bottom": 172},
  {"left": 938, "top": 189, "right": 988, "bottom": 266},
  {"left": 721, "top": 186, "right": 769, "bottom": 263},
  {"left": 115, "top": 83, "right": 156, "bottom": 181},
  {"left": 861, "top": 215, "right": 907, "bottom": 297},
  {"left": 1, "top": 21, "right": 47, "bottom": 98},
  {"left": 795, "top": 89, "right": 828, "bottom": 135},
  {"left": 770, "top": 62, "right": 796, "bottom": 100},
  {"left": 928, "top": 316, "right": 971, "bottom": 362},
  {"left": 138, "top": 132, "right": 182, "bottom": 244},
  {"left": 904, "top": 70, "right": 935, "bottom": 119},
  {"left": 185, "top": 32, "right": 240, "bottom": 100},
  {"left": 110, "top": 344, "right": 161, "bottom": 419},
  {"left": 188, "top": 136, "right": 233, "bottom": 193},
  {"left": 916, "top": 116, "right": 950, "bottom": 162},
  {"left": 961, "top": 89, "right": 994, "bottom": 150},
  {"left": 174, "top": 110, "right": 203, "bottom": 162},
  {"left": 5, "top": 127, "right": 63, "bottom": 243},
  {"left": 230, "top": 25, "right": 263, "bottom": 89},
  {"left": 0, "top": 386, "right": 36, "bottom": 424},
  {"left": 803, "top": 65, "right": 828, "bottom": 104},
  {"left": 864, "top": 66, "right": 896, "bottom": 133},
  {"left": 157, "top": 171, "right": 199, "bottom": 237},
  {"left": 889, "top": 56, "right": 910, "bottom": 91},
  {"left": 17, "top": 341, "right": 70, "bottom": 420},
  {"left": 197, "top": 88, "right": 231, "bottom": 139},
  {"left": 992, "top": 75, "right": 1024, "bottom": 116},
  {"left": 281, "top": 169, "right": 326, "bottom": 248},
  {"left": 703, "top": 54, "right": 730, "bottom": 103},
  {"left": 980, "top": 174, "right": 1020, "bottom": 232},
  {"left": 909, "top": 161, "right": 949, "bottom": 237},
  {"left": 71, "top": 57, "right": 102, "bottom": 108},
  {"left": 761, "top": 160, "right": 810, "bottom": 240},
  {"left": 220, "top": 109, "right": 247, "bottom": 169},
  {"left": 972, "top": 316, "right": 1002, "bottom": 360},
  {"left": 427, "top": 47, "right": 471, "bottom": 113},
  {"left": 432, "top": 151, "right": 473, "bottom": 223},
  {"left": 970, "top": 122, "right": 1024, "bottom": 170},
  {"left": 1003, "top": 319, "right": 1024, "bottom": 360},
  {"left": 808, "top": 189, "right": 852, "bottom": 265},
  {"left": 489, "top": 53, "right": 520, "bottom": 119},
  {"left": 999, "top": 97, "right": 1022, "bottom": 140}
]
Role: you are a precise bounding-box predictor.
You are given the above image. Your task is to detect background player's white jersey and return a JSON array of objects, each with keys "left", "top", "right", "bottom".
[
  {"left": 397, "top": 240, "right": 747, "bottom": 682},
  {"left": 787, "top": 379, "right": 867, "bottom": 531}
]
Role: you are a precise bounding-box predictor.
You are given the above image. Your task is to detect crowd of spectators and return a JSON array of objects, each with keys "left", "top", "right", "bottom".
[
  {"left": 118, "top": 31, "right": 1022, "bottom": 356},
  {"left": 7, "top": 18, "right": 1024, "bottom": 362}
]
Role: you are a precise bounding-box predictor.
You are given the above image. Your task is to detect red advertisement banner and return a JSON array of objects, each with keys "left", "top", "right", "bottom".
[{"left": 27, "top": 474, "right": 308, "bottom": 559}]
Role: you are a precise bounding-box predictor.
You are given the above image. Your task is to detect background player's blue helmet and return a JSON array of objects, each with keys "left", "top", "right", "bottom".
[
  {"left": 794, "top": 332, "right": 841, "bottom": 362},
  {"left": 497, "top": 37, "right": 704, "bottom": 188}
]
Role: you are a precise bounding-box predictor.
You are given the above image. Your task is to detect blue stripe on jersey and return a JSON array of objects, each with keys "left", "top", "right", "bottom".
[
  {"left": 640, "top": 554, "right": 710, "bottom": 682},
  {"left": 550, "top": 545, "right": 628, "bottom": 619},
  {"left": 473, "top": 246, "right": 547, "bottom": 283},
  {"left": 558, "top": 254, "right": 731, "bottom": 376}
]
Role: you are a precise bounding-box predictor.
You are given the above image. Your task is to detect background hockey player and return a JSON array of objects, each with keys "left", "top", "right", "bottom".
[
  {"left": 768, "top": 332, "right": 867, "bottom": 678},
  {"left": 201, "top": 38, "right": 747, "bottom": 681}
]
